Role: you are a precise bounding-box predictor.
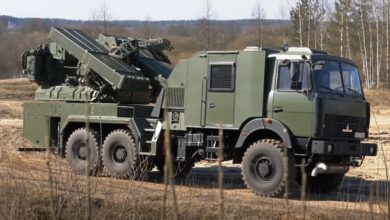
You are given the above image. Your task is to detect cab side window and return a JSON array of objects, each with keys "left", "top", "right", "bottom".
[
  {"left": 277, "top": 64, "right": 291, "bottom": 91},
  {"left": 298, "top": 62, "right": 310, "bottom": 90},
  {"left": 277, "top": 61, "right": 310, "bottom": 91}
]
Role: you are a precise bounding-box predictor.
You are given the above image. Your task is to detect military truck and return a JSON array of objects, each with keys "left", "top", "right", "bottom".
[{"left": 21, "top": 27, "right": 377, "bottom": 197}]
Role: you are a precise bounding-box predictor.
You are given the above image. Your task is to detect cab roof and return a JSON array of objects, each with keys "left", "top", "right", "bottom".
[{"left": 266, "top": 47, "right": 357, "bottom": 66}]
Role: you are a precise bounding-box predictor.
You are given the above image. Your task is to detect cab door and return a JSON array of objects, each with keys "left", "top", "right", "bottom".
[
  {"left": 272, "top": 61, "right": 313, "bottom": 137},
  {"left": 204, "top": 62, "right": 236, "bottom": 126}
]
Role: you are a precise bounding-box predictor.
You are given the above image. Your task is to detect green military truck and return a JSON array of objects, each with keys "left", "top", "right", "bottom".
[{"left": 21, "top": 28, "right": 377, "bottom": 197}]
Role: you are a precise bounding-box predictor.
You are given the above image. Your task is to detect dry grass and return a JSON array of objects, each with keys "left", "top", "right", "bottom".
[
  {"left": 365, "top": 89, "right": 390, "bottom": 115},
  {"left": 0, "top": 79, "right": 390, "bottom": 219},
  {"left": 0, "top": 101, "right": 23, "bottom": 119},
  {"left": 0, "top": 78, "right": 37, "bottom": 101},
  {"left": 0, "top": 143, "right": 384, "bottom": 220}
]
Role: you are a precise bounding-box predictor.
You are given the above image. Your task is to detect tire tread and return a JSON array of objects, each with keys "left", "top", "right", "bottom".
[{"left": 241, "top": 139, "right": 296, "bottom": 197}]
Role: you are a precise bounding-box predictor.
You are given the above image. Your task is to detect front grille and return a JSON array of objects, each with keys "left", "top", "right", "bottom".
[{"left": 323, "top": 114, "right": 366, "bottom": 138}]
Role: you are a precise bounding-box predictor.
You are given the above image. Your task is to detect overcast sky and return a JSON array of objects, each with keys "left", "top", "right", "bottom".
[{"left": 0, "top": 0, "right": 297, "bottom": 21}]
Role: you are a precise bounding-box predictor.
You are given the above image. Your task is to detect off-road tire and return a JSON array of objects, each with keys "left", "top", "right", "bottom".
[
  {"left": 102, "top": 129, "right": 149, "bottom": 179},
  {"left": 241, "top": 139, "right": 296, "bottom": 197},
  {"left": 65, "top": 128, "right": 101, "bottom": 175}
]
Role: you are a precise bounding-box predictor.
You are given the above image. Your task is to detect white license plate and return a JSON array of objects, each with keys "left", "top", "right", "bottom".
[{"left": 354, "top": 132, "right": 365, "bottom": 139}]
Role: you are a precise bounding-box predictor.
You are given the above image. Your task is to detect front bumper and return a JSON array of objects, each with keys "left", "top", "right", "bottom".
[{"left": 311, "top": 140, "right": 377, "bottom": 156}]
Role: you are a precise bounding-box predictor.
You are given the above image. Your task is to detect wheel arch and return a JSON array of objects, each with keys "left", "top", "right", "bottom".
[{"left": 233, "top": 118, "right": 294, "bottom": 163}]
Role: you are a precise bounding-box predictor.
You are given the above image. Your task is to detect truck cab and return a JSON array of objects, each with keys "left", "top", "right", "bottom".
[
  {"left": 258, "top": 47, "right": 376, "bottom": 193},
  {"left": 269, "top": 47, "right": 373, "bottom": 155},
  {"left": 163, "top": 46, "right": 377, "bottom": 196}
]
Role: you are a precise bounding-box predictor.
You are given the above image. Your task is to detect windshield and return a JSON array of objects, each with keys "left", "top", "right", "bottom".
[{"left": 313, "top": 61, "right": 363, "bottom": 96}]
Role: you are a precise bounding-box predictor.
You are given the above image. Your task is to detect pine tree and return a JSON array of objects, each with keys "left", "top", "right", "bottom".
[
  {"left": 353, "top": 0, "right": 373, "bottom": 88},
  {"left": 312, "top": 0, "right": 328, "bottom": 50},
  {"left": 333, "top": 0, "right": 352, "bottom": 58},
  {"left": 290, "top": 0, "right": 312, "bottom": 47},
  {"left": 290, "top": 0, "right": 327, "bottom": 49}
]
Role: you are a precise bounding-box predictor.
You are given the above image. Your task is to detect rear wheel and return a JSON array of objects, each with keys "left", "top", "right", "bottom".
[
  {"left": 241, "top": 139, "right": 296, "bottom": 197},
  {"left": 65, "top": 128, "right": 101, "bottom": 175},
  {"left": 102, "top": 129, "right": 150, "bottom": 179}
]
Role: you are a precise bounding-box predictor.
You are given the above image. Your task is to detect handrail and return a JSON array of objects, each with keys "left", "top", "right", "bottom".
[{"left": 200, "top": 76, "right": 208, "bottom": 127}]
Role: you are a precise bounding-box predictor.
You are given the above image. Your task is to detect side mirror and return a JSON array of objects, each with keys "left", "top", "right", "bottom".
[{"left": 290, "top": 81, "right": 302, "bottom": 90}]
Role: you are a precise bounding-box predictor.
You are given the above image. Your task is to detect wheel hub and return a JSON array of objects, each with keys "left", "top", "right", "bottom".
[
  {"left": 77, "top": 144, "right": 87, "bottom": 160},
  {"left": 113, "top": 145, "right": 127, "bottom": 163},
  {"left": 255, "top": 157, "right": 274, "bottom": 181}
]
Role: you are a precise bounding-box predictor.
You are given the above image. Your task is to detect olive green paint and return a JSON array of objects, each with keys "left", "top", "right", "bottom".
[
  {"left": 24, "top": 102, "right": 132, "bottom": 146},
  {"left": 167, "top": 50, "right": 267, "bottom": 129}
]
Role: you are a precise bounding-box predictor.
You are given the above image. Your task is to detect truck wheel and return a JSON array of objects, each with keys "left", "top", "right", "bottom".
[
  {"left": 306, "top": 174, "right": 344, "bottom": 194},
  {"left": 65, "top": 128, "right": 101, "bottom": 175},
  {"left": 156, "top": 159, "right": 194, "bottom": 178},
  {"left": 102, "top": 129, "right": 147, "bottom": 179},
  {"left": 241, "top": 139, "right": 296, "bottom": 197}
]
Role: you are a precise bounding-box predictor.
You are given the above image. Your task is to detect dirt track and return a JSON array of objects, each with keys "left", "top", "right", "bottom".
[{"left": 0, "top": 78, "right": 389, "bottom": 219}]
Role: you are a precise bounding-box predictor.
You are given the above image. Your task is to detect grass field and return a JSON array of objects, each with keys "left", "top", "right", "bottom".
[{"left": 0, "top": 78, "right": 389, "bottom": 219}]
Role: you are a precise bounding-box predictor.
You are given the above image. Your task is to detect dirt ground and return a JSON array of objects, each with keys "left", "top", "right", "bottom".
[{"left": 0, "top": 78, "right": 389, "bottom": 219}]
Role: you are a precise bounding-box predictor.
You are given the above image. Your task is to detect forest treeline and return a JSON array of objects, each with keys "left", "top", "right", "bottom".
[
  {"left": 290, "top": 0, "right": 390, "bottom": 89},
  {"left": 0, "top": 0, "right": 389, "bottom": 89},
  {"left": 0, "top": 16, "right": 288, "bottom": 79}
]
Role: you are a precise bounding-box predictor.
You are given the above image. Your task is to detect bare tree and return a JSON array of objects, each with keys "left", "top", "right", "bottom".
[
  {"left": 333, "top": 0, "right": 354, "bottom": 58},
  {"left": 311, "top": 0, "right": 328, "bottom": 50},
  {"left": 319, "top": 0, "right": 328, "bottom": 50},
  {"left": 356, "top": 0, "right": 372, "bottom": 88},
  {"left": 307, "top": 2, "right": 312, "bottom": 47},
  {"left": 215, "top": 23, "right": 241, "bottom": 49},
  {"left": 386, "top": 0, "right": 390, "bottom": 87},
  {"left": 252, "top": 0, "right": 266, "bottom": 47},
  {"left": 290, "top": 0, "right": 313, "bottom": 47},
  {"left": 345, "top": 7, "right": 352, "bottom": 59},
  {"left": 196, "top": 0, "right": 215, "bottom": 50},
  {"left": 92, "top": 2, "right": 112, "bottom": 34},
  {"left": 369, "top": 19, "right": 373, "bottom": 88},
  {"left": 142, "top": 16, "right": 155, "bottom": 38},
  {"left": 373, "top": 0, "right": 381, "bottom": 88},
  {"left": 279, "top": 3, "right": 288, "bottom": 44},
  {"left": 339, "top": 1, "right": 345, "bottom": 57}
]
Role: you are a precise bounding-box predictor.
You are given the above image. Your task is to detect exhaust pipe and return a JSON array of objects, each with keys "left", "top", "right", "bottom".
[{"left": 311, "top": 163, "right": 349, "bottom": 177}]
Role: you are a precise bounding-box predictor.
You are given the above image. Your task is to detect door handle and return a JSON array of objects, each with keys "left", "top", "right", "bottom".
[
  {"left": 273, "top": 106, "right": 283, "bottom": 113},
  {"left": 209, "top": 103, "right": 215, "bottom": 108}
]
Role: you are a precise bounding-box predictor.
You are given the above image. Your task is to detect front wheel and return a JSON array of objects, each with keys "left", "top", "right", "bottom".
[{"left": 241, "top": 139, "right": 296, "bottom": 197}]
